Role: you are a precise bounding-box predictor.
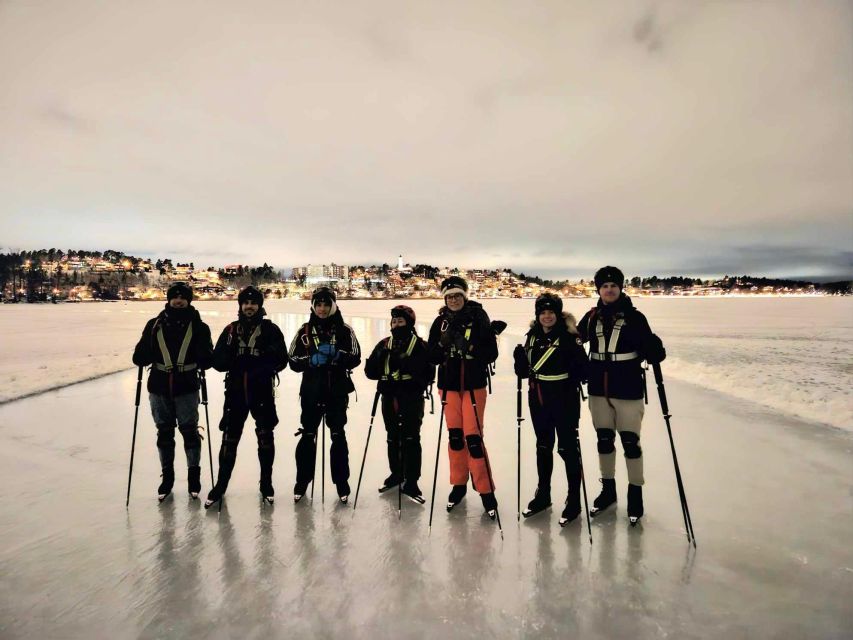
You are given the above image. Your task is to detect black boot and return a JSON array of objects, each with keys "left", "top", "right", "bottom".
[
  {"left": 559, "top": 470, "right": 582, "bottom": 526},
  {"left": 293, "top": 481, "right": 309, "bottom": 503},
  {"left": 590, "top": 478, "right": 617, "bottom": 517},
  {"left": 337, "top": 480, "right": 351, "bottom": 504},
  {"left": 378, "top": 473, "right": 402, "bottom": 493},
  {"left": 446, "top": 484, "right": 467, "bottom": 511},
  {"left": 480, "top": 492, "right": 498, "bottom": 520},
  {"left": 158, "top": 468, "right": 175, "bottom": 502},
  {"left": 402, "top": 480, "right": 425, "bottom": 505},
  {"left": 260, "top": 477, "right": 275, "bottom": 505},
  {"left": 187, "top": 466, "right": 201, "bottom": 499},
  {"left": 628, "top": 483, "right": 644, "bottom": 525},
  {"left": 204, "top": 483, "right": 225, "bottom": 509},
  {"left": 522, "top": 488, "right": 551, "bottom": 518}
]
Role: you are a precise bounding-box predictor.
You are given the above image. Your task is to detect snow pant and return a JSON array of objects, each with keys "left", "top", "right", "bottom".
[
  {"left": 213, "top": 385, "right": 278, "bottom": 494},
  {"left": 380, "top": 390, "right": 424, "bottom": 482},
  {"left": 528, "top": 382, "right": 581, "bottom": 500},
  {"left": 149, "top": 392, "right": 201, "bottom": 471},
  {"left": 443, "top": 387, "right": 493, "bottom": 494},
  {"left": 588, "top": 395, "right": 644, "bottom": 485},
  {"left": 294, "top": 391, "right": 350, "bottom": 490}
]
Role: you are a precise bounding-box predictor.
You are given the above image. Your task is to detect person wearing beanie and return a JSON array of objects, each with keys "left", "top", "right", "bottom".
[
  {"left": 132, "top": 282, "right": 213, "bottom": 501},
  {"left": 427, "top": 276, "right": 501, "bottom": 519},
  {"left": 204, "top": 286, "right": 288, "bottom": 507},
  {"left": 288, "top": 286, "right": 362, "bottom": 504},
  {"left": 577, "top": 266, "right": 666, "bottom": 525},
  {"left": 364, "top": 305, "right": 432, "bottom": 503},
  {"left": 512, "top": 293, "right": 589, "bottom": 525}
]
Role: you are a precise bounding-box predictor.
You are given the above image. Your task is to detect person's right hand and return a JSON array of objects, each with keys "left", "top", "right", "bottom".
[
  {"left": 310, "top": 352, "right": 329, "bottom": 367},
  {"left": 513, "top": 344, "right": 528, "bottom": 378}
]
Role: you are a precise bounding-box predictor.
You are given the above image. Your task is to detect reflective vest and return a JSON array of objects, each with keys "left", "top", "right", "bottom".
[
  {"left": 381, "top": 334, "right": 418, "bottom": 381},
  {"left": 237, "top": 323, "right": 263, "bottom": 357},
  {"left": 442, "top": 321, "right": 474, "bottom": 360},
  {"left": 153, "top": 322, "right": 196, "bottom": 373},
  {"left": 590, "top": 316, "right": 639, "bottom": 362},
  {"left": 526, "top": 333, "right": 569, "bottom": 381}
]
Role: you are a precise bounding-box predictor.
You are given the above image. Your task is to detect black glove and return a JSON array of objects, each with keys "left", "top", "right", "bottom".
[
  {"left": 513, "top": 345, "right": 528, "bottom": 378},
  {"left": 643, "top": 334, "right": 667, "bottom": 364}
]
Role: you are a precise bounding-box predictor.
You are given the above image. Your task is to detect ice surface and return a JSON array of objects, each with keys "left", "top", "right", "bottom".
[{"left": 0, "top": 299, "right": 851, "bottom": 638}]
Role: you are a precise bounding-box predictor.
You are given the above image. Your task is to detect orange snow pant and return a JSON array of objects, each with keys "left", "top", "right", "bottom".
[{"left": 443, "top": 388, "right": 494, "bottom": 493}]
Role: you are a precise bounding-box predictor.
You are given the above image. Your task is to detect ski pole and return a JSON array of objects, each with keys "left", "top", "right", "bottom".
[
  {"left": 353, "top": 389, "right": 381, "bottom": 510},
  {"left": 576, "top": 388, "right": 592, "bottom": 544},
  {"left": 397, "top": 401, "right": 404, "bottom": 520},
  {"left": 652, "top": 363, "right": 696, "bottom": 547},
  {"left": 468, "top": 388, "right": 503, "bottom": 538},
  {"left": 427, "top": 389, "right": 447, "bottom": 533},
  {"left": 321, "top": 410, "right": 326, "bottom": 505},
  {"left": 125, "top": 366, "right": 144, "bottom": 507},
  {"left": 199, "top": 371, "right": 215, "bottom": 487},
  {"left": 516, "top": 374, "right": 524, "bottom": 522}
]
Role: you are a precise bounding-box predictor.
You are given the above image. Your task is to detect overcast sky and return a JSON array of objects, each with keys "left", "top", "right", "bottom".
[{"left": 1, "top": 1, "right": 851, "bottom": 280}]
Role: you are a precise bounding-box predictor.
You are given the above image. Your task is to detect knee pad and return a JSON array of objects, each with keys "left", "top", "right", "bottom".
[
  {"left": 596, "top": 428, "right": 616, "bottom": 455},
  {"left": 536, "top": 439, "right": 555, "bottom": 452},
  {"left": 330, "top": 429, "right": 347, "bottom": 444},
  {"left": 448, "top": 428, "right": 464, "bottom": 451},
  {"left": 178, "top": 424, "right": 201, "bottom": 448},
  {"left": 156, "top": 425, "right": 176, "bottom": 450},
  {"left": 255, "top": 428, "right": 274, "bottom": 449},
  {"left": 619, "top": 431, "right": 642, "bottom": 459},
  {"left": 465, "top": 434, "right": 484, "bottom": 459}
]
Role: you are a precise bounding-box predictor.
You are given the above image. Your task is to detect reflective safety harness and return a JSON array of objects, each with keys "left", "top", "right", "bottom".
[
  {"left": 237, "top": 323, "right": 262, "bottom": 356},
  {"left": 153, "top": 320, "right": 195, "bottom": 397},
  {"left": 526, "top": 333, "right": 569, "bottom": 381},
  {"left": 590, "top": 316, "right": 639, "bottom": 362},
  {"left": 381, "top": 334, "right": 418, "bottom": 381}
]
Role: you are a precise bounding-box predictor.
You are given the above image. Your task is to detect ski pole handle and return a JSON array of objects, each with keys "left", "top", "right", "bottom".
[
  {"left": 199, "top": 370, "right": 208, "bottom": 404},
  {"left": 134, "top": 366, "right": 143, "bottom": 406}
]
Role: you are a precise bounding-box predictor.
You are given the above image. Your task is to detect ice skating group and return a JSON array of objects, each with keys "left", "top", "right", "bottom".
[{"left": 130, "top": 265, "right": 678, "bottom": 533}]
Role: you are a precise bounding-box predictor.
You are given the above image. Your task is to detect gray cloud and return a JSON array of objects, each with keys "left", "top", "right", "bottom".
[{"left": 0, "top": 1, "right": 850, "bottom": 279}]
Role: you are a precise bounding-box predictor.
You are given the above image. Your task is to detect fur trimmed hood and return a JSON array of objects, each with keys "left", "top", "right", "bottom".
[{"left": 529, "top": 311, "right": 579, "bottom": 335}]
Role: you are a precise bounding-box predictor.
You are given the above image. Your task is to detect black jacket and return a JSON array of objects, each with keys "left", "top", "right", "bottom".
[
  {"left": 132, "top": 304, "right": 213, "bottom": 397},
  {"left": 288, "top": 311, "right": 361, "bottom": 398},
  {"left": 364, "top": 329, "right": 431, "bottom": 396},
  {"left": 577, "top": 294, "right": 665, "bottom": 400},
  {"left": 212, "top": 310, "right": 288, "bottom": 397},
  {"left": 427, "top": 300, "right": 498, "bottom": 392},
  {"left": 516, "top": 313, "right": 588, "bottom": 391}
]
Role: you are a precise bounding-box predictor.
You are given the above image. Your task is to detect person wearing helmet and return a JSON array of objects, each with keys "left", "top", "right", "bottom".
[
  {"left": 513, "top": 293, "right": 588, "bottom": 525},
  {"left": 288, "top": 286, "right": 362, "bottom": 504},
  {"left": 427, "top": 276, "right": 500, "bottom": 519},
  {"left": 364, "top": 305, "right": 432, "bottom": 503},
  {"left": 204, "top": 286, "right": 288, "bottom": 507},
  {"left": 577, "top": 266, "right": 666, "bottom": 525},
  {"left": 132, "top": 282, "right": 213, "bottom": 501}
]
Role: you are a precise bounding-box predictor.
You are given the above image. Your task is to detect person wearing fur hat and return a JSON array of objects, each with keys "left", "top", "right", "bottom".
[
  {"left": 204, "top": 286, "right": 288, "bottom": 507},
  {"left": 364, "top": 305, "right": 432, "bottom": 503},
  {"left": 132, "top": 282, "right": 213, "bottom": 501},
  {"left": 288, "top": 286, "right": 362, "bottom": 504},
  {"left": 427, "top": 276, "right": 500, "bottom": 519},
  {"left": 513, "top": 293, "right": 589, "bottom": 525},
  {"left": 577, "top": 266, "right": 666, "bottom": 525}
]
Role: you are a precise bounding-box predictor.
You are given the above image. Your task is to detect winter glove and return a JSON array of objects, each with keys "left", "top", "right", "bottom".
[
  {"left": 331, "top": 349, "right": 348, "bottom": 365},
  {"left": 318, "top": 343, "right": 337, "bottom": 358},
  {"left": 643, "top": 334, "right": 666, "bottom": 364},
  {"left": 310, "top": 352, "right": 329, "bottom": 367},
  {"left": 513, "top": 345, "right": 529, "bottom": 378}
]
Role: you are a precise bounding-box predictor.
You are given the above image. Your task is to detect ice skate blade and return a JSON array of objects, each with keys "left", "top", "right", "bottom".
[
  {"left": 203, "top": 498, "right": 220, "bottom": 510},
  {"left": 339, "top": 495, "right": 349, "bottom": 504},
  {"left": 486, "top": 509, "right": 497, "bottom": 521},
  {"left": 157, "top": 492, "right": 171, "bottom": 503},
  {"left": 377, "top": 482, "right": 401, "bottom": 494},
  {"left": 629, "top": 516, "right": 642, "bottom": 527},
  {"left": 293, "top": 494, "right": 304, "bottom": 503},
  {"left": 590, "top": 504, "right": 615, "bottom": 518},
  {"left": 406, "top": 494, "right": 426, "bottom": 505},
  {"left": 189, "top": 492, "right": 199, "bottom": 500},
  {"left": 262, "top": 496, "right": 275, "bottom": 505},
  {"left": 521, "top": 505, "right": 551, "bottom": 519}
]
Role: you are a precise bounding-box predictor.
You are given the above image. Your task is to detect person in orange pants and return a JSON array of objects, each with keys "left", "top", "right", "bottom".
[{"left": 427, "top": 276, "right": 500, "bottom": 519}]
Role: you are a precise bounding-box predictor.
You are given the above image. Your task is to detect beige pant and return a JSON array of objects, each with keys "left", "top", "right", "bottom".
[{"left": 588, "top": 395, "right": 645, "bottom": 485}]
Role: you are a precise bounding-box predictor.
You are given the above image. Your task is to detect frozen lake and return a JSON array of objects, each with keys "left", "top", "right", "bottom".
[{"left": 1, "top": 298, "right": 851, "bottom": 638}]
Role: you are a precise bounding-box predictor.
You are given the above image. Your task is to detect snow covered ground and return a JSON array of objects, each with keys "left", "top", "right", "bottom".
[{"left": 0, "top": 298, "right": 851, "bottom": 638}]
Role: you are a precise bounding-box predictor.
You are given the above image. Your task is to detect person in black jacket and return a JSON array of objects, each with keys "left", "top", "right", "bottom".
[
  {"left": 513, "top": 293, "right": 589, "bottom": 526},
  {"left": 288, "top": 286, "right": 361, "bottom": 504},
  {"left": 132, "top": 282, "right": 213, "bottom": 501},
  {"left": 204, "top": 286, "right": 288, "bottom": 507},
  {"left": 364, "top": 305, "right": 431, "bottom": 504},
  {"left": 427, "top": 276, "right": 500, "bottom": 519},
  {"left": 577, "top": 266, "right": 666, "bottom": 525}
]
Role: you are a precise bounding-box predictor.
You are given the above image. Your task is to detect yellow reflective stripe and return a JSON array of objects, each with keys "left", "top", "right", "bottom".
[
  {"left": 533, "top": 373, "right": 569, "bottom": 381},
  {"left": 156, "top": 322, "right": 194, "bottom": 371},
  {"left": 532, "top": 337, "right": 560, "bottom": 372},
  {"left": 594, "top": 317, "right": 625, "bottom": 355},
  {"left": 382, "top": 335, "right": 416, "bottom": 380}
]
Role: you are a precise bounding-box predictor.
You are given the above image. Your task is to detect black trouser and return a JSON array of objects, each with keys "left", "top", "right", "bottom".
[
  {"left": 380, "top": 390, "right": 424, "bottom": 482},
  {"left": 294, "top": 391, "right": 350, "bottom": 488},
  {"left": 528, "top": 381, "right": 581, "bottom": 496},
  {"left": 213, "top": 384, "right": 278, "bottom": 493}
]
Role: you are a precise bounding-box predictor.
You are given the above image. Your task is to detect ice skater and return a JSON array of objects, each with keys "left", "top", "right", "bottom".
[
  {"left": 132, "top": 282, "right": 213, "bottom": 501},
  {"left": 288, "top": 286, "right": 361, "bottom": 504},
  {"left": 364, "top": 305, "right": 432, "bottom": 504},
  {"left": 577, "top": 266, "right": 666, "bottom": 525},
  {"left": 204, "top": 286, "right": 288, "bottom": 507},
  {"left": 513, "top": 293, "right": 589, "bottom": 525},
  {"left": 427, "top": 276, "right": 501, "bottom": 519}
]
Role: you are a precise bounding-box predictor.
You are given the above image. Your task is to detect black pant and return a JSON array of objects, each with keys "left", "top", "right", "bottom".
[
  {"left": 294, "top": 391, "right": 350, "bottom": 488},
  {"left": 528, "top": 382, "right": 581, "bottom": 493},
  {"left": 380, "top": 391, "right": 424, "bottom": 482},
  {"left": 213, "top": 386, "right": 278, "bottom": 492}
]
